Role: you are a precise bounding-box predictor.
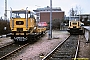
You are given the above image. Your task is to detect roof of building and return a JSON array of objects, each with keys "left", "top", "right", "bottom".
[
  {"left": 77, "top": 14, "right": 90, "bottom": 16},
  {"left": 33, "top": 6, "right": 62, "bottom": 12},
  {"left": 12, "top": 10, "right": 31, "bottom": 13}
]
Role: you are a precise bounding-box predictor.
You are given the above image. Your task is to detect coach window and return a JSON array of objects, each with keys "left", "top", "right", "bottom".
[
  {"left": 30, "top": 12, "right": 35, "bottom": 18},
  {"left": 12, "top": 13, "right": 16, "bottom": 18},
  {"left": 18, "top": 13, "right": 25, "bottom": 18},
  {"left": 16, "top": 13, "right": 21, "bottom": 18}
]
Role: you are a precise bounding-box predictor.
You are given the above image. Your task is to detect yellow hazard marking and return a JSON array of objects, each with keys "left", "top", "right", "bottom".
[
  {"left": 72, "top": 58, "right": 89, "bottom": 60},
  {"left": 40, "top": 56, "right": 44, "bottom": 58}
]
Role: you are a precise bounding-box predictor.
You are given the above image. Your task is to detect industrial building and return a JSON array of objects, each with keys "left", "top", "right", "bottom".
[{"left": 33, "top": 6, "right": 65, "bottom": 23}]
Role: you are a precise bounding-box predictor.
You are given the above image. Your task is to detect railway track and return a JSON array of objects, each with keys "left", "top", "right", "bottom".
[
  {"left": 0, "top": 42, "right": 29, "bottom": 60},
  {"left": 0, "top": 32, "right": 46, "bottom": 60},
  {"left": 42, "top": 35, "right": 80, "bottom": 60}
]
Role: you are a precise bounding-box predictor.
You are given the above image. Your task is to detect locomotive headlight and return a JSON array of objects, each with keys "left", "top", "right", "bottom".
[
  {"left": 34, "top": 27, "right": 36, "bottom": 29},
  {"left": 81, "top": 23, "right": 84, "bottom": 25}
]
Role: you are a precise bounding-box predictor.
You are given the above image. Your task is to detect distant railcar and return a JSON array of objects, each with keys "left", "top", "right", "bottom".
[{"left": 67, "top": 16, "right": 83, "bottom": 35}]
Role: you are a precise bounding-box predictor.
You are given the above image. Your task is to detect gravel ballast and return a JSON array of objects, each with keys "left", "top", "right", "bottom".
[
  {"left": 2, "top": 31, "right": 90, "bottom": 60},
  {"left": 78, "top": 35, "right": 90, "bottom": 59},
  {"left": 0, "top": 31, "right": 69, "bottom": 60},
  {"left": 0, "top": 37, "right": 13, "bottom": 47}
]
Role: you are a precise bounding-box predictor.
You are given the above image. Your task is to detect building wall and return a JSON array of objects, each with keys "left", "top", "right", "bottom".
[{"left": 40, "top": 11, "right": 64, "bottom": 23}]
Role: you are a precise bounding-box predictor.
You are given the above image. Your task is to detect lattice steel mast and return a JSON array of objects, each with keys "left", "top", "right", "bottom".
[{"left": 4, "top": 0, "right": 7, "bottom": 20}]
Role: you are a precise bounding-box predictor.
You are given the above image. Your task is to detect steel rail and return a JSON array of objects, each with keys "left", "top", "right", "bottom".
[
  {"left": 0, "top": 43, "right": 29, "bottom": 60},
  {"left": 74, "top": 36, "right": 80, "bottom": 60},
  {"left": 42, "top": 35, "right": 70, "bottom": 60},
  {"left": 0, "top": 42, "right": 14, "bottom": 49}
]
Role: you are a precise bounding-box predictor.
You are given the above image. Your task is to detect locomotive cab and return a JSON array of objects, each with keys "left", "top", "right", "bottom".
[
  {"left": 10, "top": 8, "right": 36, "bottom": 41},
  {"left": 10, "top": 9, "right": 36, "bottom": 31}
]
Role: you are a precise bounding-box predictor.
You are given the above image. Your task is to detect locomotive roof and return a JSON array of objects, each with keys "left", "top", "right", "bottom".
[{"left": 12, "top": 10, "right": 31, "bottom": 13}]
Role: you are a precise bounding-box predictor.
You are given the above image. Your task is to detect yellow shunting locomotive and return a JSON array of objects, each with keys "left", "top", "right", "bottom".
[
  {"left": 67, "top": 16, "right": 83, "bottom": 35},
  {"left": 9, "top": 8, "right": 46, "bottom": 42}
]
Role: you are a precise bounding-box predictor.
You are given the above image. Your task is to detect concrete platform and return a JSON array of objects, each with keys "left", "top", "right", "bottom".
[{"left": 82, "top": 26, "right": 90, "bottom": 42}]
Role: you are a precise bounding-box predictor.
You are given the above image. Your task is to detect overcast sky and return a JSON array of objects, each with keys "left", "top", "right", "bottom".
[{"left": 0, "top": 0, "right": 90, "bottom": 18}]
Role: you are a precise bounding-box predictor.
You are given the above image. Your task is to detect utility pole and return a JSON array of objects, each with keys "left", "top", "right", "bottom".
[
  {"left": 48, "top": 0, "right": 52, "bottom": 39},
  {"left": 4, "top": 0, "right": 7, "bottom": 20}
]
